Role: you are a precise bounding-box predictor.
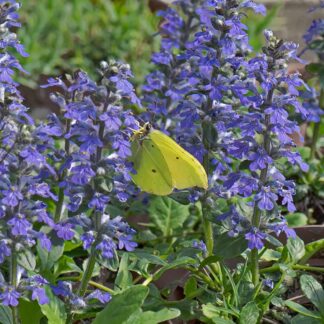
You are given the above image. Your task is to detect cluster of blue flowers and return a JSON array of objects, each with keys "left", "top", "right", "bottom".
[
  {"left": 40, "top": 61, "right": 139, "bottom": 301},
  {"left": 301, "top": 1, "right": 323, "bottom": 123},
  {"left": 0, "top": 0, "right": 54, "bottom": 306},
  {"left": 0, "top": 0, "right": 138, "bottom": 307},
  {"left": 143, "top": 0, "right": 311, "bottom": 250}
]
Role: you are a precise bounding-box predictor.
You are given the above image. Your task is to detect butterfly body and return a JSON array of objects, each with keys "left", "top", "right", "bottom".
[{"left": 130, "top": 123, "right": 208, "bottom": 195}]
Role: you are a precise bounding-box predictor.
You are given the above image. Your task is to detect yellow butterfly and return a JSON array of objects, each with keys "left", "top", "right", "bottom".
[{"left": 129, "top": 123, "right": 208, "bottom": 195}]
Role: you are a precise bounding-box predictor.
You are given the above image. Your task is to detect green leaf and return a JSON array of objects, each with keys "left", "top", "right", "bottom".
[
  {"left": 300, "top": 275, "right": 324, "bottom": 317},
  {"left": 125, "top": 308, "right": 180, "bottom": 324},
  {"left": 97, "top": 249, "right": 119, "bottom": 272},
  {"left": 306, "top": 62, "right": 324, "bottom": 76},
  {"left": 287, "top": 237, "right": 305, "bottom": 263},
  {"left": 129, "top": 250, "right": 167, "bottom": 266},
  {"left": 199, "top": 255, "right": 222, "bottom": 269},
  {"left": 0, "top": 305, "right": 12, "bottom": 324},
  {"left": 213, "top": 233, "right": 248, "bottom": 259},
  {"left": 285, "top": 300, "right": 321, "bottom": 319},
  {"left": 18, "top": 299, "right": 44, "bottom": 324},
  {"left": 286, "top": 213, "right": 308, "bottom": 227},
  {"left": 39, "top": 286, "right": 67, "bottom": 324},
  {"left": 37, "top": 229, "right": 64, "bottom": 276},
  {"left": 115, "top": 253, "right": 133, "bottom": 290},
  {"left": 209, "top": 318, "right": 235, "bottom": 324},
  {"left": 153, "top": 257, "right": 196, "bottom": 281},
  {"left": 202, "top": 303, "right": 238, "bottom": 322},
  {"left": 18, "top": 249, "right": 36, "bottom": 271},
  {"left": 300, "top": 239, "right": 324, "bottom": 264},
  {"left": 291, "top": 315, "right": 322, "bottom": 324},
  {"left": 93, "top": 285, "right": 149, "bottom": 324},
  {"left": 261, "top": 249, "right": 281, "bottom": 261},
  {"left": 184, "top": 277, "right": 198, "bottom": 299},
  {"left": 148, "top": 197, "right": 190, "bottom": 236},
  {"left": 64, "top": 240, "right": 82, "bottom": 252},
  {"left": 238, "top": 281, "right": 255, "bottom": 306},
  {"left": 54, "top": 255, "right": 82, "bottom": 277},
  {"left": 265, "top": 234, "right": 283, "bottom": 248},
  {"left": 239, "top": 301, "right": 259, "bottom": 324}
]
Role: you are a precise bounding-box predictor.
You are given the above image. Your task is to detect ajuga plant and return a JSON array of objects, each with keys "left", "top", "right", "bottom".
[
  {"left": 0, "top": 0, "right": 56, "bottom": 314},
  {"left": 40, "top": 61, "right": 140, "bottom": 316},
  {"left": 286, "top": 2, "right": 324, "bottom": 223},
  {"left": 302, "top": 0, "right": 323, "bottom": 159},
  {"left": 141, "top": 0, "right": 319, "bottom": 320},
  {"left": 143, "top": 0, "right": 204, "bottom": 126},
  {"left": 0, "top": 0, "right": 140, "bottom": 321}
]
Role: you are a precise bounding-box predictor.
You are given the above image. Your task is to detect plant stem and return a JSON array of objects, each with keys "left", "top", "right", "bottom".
[
  {"left": 89, "top": 281, "right": 114, "bottom": 294},
  {"left": 10, "top": 248, "right": 19, "bottom": 324},
  {"left": 76, "top": 99, "right": 108, "bottom": 298},
  {"left": 250, "top": 90, "right": 273, "bottom": 287},
  {"left": 54, "top": 119, "right": 71, "bottom": 223},
  {"left": 202, "top": 205, "right": 213, "bottom": 256},
  {"left": 310, "top": 87, "right": 323, "bottom": 159},
  {"left": 202, "top": 113, "right": 213, "bottom": 256},
  {"left": 77, "top": 246, "right": 98, "bottom": 297},
  {"left": 260, "top": 264, "right": 324, "bottom": 274}
]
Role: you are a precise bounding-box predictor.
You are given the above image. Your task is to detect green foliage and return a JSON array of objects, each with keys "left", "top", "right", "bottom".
[
  {"left": 18, "top": 0, "right": 159, "bottom": 88},
  {"left": 0, "top": 305, "right": 12, "bottom": 324},
  {"left": 18, "top": 300, "right": 43, "bottom": 324},
  {"left": 285, "top": 275, "right": 324, "bottom": 323},
  {"left": 37, "top": 228, "right": 65, "bottom": 280},
  {"left": 93, "top": 285, "right": 180, "bottom": 324},
  {"left": 239, "top": 301, "right": 260, "bottom": 324},
  {"left": 39, "top": 286, "right": 67, "bottom": 324},
  {"left": 213, "top": 232, "right": 248, "bottom": 259},
  {"left": 148, "top": 196, "right": 191, "bottom": 237}
]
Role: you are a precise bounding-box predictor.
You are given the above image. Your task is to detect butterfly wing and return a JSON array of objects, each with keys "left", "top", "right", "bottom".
[
  {"left": 149, "top": 130, "right": 208, "bottom": 190},
  {"left": 130, "top": 139, "right": 173, "bottom": 195}
]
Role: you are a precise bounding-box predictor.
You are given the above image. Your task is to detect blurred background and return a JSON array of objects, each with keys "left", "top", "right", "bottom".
[{"left": 17, "top": 0, "right": 322, "bottom": 113}]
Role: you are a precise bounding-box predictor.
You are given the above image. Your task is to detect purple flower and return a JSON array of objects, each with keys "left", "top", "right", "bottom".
[
  {"left": 28, "top": 183, "right": 58, "bottom": 201},
  {"left": 269, "top": 221, "right": 296, "bottom": 239},
  {"left": 0, "top": 288, "right": 20, "bottom": 306},
  {"left": 88, "top": 193, "right": 110, "bottom": 212},
  {"left": 70, "top": 165, "right": 95, "bottom": 185},
  {"left": 8, "top": 214, "right": 31, "bottom": 236},
  {"left": 112, "top": 136, "right": 132, "bottom": 158},
  {"left": 31, "top": 287, "right": 49, "bottom": 305},
  {"left": 100, "top": 112, "right": 122, "bottom": 132},
  {"left": 0, "top": 241, "right": 11, "bottom": 263},
  {"left": 249, "top": 148, "right": 273, "bottom": 172},
  {"left": 55, "top": 223, "right": 74, "bottom": 240},
  {"left": 81, "top": 231, "right": 95, "bottom": 250},
  {"left": 245, "top": 228, "right": 266, "bottom": 250},
  {"left": 1, "top": 187, "right": 23, "bottom": 207},
  {"left": 263, "top": 278, "right": 274, "bottom": 289},
  {"left": 193, "top": 240, "right": 207, "bottom": 255},
  {"left": 96, "top": 237, "right": 117, "bottom": 259},
  {"left": 51, "top": 281, "right": 72, "bottom": 298},
  {"left": 304, "top": 19, "right": 324, "bottom": 44},
  {"left": 38, "top": 233, "right": 52, "bottom": 251},
  {"left": 86, "top": 290, "right": 111, "bottom": 304},
  {"left": 255, "top": 187, "right": 278, "bottom": 211},
  {"left": 118, "top": 235, "right": 137, "bottom": 251}
]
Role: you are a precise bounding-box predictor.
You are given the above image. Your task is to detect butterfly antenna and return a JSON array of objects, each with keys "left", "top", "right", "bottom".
[{"left": 136, "top": 115, "right": 146, "bottom": 125}]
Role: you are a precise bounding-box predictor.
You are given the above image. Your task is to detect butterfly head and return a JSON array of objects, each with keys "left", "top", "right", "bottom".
[{"left": 130, "top": 122, "right": 152, "bottom": 141}]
